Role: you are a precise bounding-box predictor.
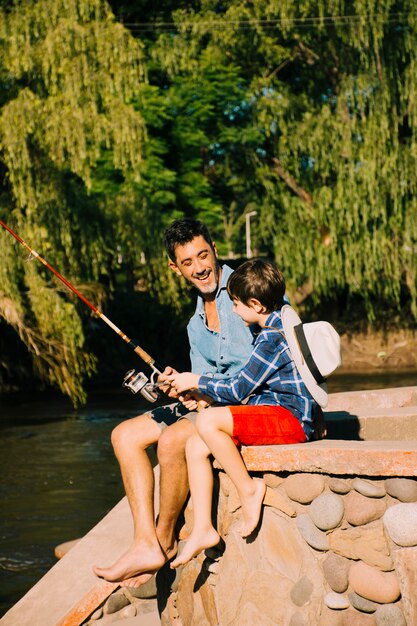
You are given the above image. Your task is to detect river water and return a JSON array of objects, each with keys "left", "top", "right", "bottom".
[{"left": 1, "top": 371, "right": 416, "bottom": 617}]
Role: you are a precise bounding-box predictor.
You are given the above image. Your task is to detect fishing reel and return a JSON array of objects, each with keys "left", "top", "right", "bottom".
[{"left": 122, "top": 369, "right": 161, "bottom": 403}]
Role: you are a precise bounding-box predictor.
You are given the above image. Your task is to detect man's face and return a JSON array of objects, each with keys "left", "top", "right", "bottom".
[{"left": 169, "top": 235, "right": 220, "bottom": 297}]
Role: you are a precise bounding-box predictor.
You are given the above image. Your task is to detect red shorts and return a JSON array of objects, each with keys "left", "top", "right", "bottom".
[{"left": 229, "top": 405, "right": 306, "bottom": 446}]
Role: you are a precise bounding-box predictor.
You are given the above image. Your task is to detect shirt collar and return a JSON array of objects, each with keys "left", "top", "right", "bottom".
[{"left": 264, "top": 309, "right": 283, "bottom": 328}]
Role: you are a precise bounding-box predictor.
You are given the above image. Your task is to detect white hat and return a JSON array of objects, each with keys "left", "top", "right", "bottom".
[{"left": 281, "top": 305, "right": 342, "bottom": 408}]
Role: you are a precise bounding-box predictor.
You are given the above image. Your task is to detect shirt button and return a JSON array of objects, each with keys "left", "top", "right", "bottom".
[{"left": 220, "top": 356, "right": 224, "bottom": 360}]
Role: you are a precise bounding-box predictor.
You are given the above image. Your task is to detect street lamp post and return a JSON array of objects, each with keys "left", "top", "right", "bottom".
[{"left": 245, "top": 210, "right": 258, "bottom": 259}]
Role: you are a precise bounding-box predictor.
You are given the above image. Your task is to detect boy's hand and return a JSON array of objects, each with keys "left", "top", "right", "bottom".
[
  {"left": 179, "top": 392, "right": 199, "bottom": 411},
  {"left": 167, "top": 372, "right": 200, "bottom": 394}
]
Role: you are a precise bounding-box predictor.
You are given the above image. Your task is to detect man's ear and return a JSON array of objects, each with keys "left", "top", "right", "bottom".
[
  {"left": 212, "top": 242, "right": 219, "bottom": 258},
  {"left": 168, "top": 260, "right": 182, "bottom": 276}
]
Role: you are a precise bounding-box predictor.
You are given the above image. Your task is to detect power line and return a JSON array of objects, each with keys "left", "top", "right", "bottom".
[{"left": 120, "top": 12, "right": 414, "bottom": 34}]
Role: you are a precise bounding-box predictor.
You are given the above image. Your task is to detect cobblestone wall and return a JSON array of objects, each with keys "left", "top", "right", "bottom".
[{"left": 161, "top": 471, "right": 417, "bottom": 626}]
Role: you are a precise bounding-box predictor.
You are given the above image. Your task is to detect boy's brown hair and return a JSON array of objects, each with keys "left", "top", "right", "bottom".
[{"left": 227, "top": 259, "right": 286, "bottom": 313}]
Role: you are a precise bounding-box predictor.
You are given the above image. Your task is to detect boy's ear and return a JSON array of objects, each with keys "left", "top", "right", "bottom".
[
  {"left": 168, "top": 260, "right": 182, "bottom": 276},
  {"left": 249, "top": 297, "right": 266, "bottom": 313}
]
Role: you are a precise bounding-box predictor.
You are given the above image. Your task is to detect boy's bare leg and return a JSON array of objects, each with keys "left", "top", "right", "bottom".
[
  {"left": 171, "top": 434, "right": 220, "bottom": 568},
  {"left": 155, "top": 418, "right": 196, "bottom": 556},
  {"left": 94, "top": 413, "right": 166, "bottom": 582},
  {"left": 198, "top": 406, "right": 266, "bottom": 539}
]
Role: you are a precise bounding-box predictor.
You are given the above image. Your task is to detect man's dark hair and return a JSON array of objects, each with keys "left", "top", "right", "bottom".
[
  {"left": 163, "top": 218, "right": 215, "bottom": 262},
  {"left": 227, "top": 259, "right": 286, "bottom": 313}
]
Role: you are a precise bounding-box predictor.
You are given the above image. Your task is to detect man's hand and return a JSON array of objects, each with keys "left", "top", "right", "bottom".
[{"left": 158, "top": 366, "right": 180, "bottom": 398}]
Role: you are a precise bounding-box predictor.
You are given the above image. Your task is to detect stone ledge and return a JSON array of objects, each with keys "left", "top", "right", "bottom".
[
  {"left": 326, "top": 386, "right": 417, "bottom": 411},
  {"left": 324, "top": 406, "right": 417, "bottom": 441},
  {"left": 240, "top": 440, "right": 417, "bottom": 477}
]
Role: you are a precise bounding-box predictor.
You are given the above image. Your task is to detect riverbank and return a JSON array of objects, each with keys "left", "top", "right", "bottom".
[{"left": 339, "top": 328, "right": 416, "bottom": 372}]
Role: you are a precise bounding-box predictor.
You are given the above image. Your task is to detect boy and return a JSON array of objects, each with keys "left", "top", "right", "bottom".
[{"left": 167, "top": 258, "right": 320, "bottom": 567}]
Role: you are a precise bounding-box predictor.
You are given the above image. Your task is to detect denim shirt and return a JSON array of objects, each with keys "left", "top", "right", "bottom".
[{"left": 187, "top": 265, "right": 254, "bottom": 379}]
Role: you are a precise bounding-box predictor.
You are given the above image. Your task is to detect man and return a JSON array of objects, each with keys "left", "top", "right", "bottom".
[{"left": 94, "top": 218, "right": 254, "bottom": 585}]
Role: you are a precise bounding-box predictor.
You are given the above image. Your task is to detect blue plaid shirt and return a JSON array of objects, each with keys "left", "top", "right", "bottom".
[{"left": 198, "top": 309, "right": 317, "bottom": 439}]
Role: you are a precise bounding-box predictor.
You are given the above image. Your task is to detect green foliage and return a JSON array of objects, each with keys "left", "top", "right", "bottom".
[
  {"left": 0, "top": 0, "right": 147, "bottom": 404},
  {"left": 148, "top": 0, "right": 417, "bottom": 320},
  {"left": 1, "top": 0, "right": 417, "bottom": 402}
]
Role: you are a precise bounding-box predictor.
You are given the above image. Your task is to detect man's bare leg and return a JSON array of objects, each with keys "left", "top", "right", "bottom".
[
  {"left": 155, "top": 419, "right": 196, "bottom": 556},
  {"left": 94, "top": 413, "right": 166, "bottom": 582}
]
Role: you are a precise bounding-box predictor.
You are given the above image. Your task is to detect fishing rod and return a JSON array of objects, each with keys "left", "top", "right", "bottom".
[{"left": 0, "top": 219, "right": 163, "bottom": 403}]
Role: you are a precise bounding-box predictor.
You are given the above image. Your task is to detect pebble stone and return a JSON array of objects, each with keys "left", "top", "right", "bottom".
[
  {"left": 263, "top": 473, "right": 285, "bottom": 489},
  {"left": 374, "top": 604, "right": 406, "bottom": 626},
  {"left": 104, "top": 591, "right": 130, "bottom": 614},
  {"left": 296, "top": 513, "right": 330, "bottom": 551},
  {"left": 383, "top": 502, "right": 417, "bottom": 546},
  {"left": 352, "top": 478, "right": 386, "bottom": 498},
  {"left": 324, "top": 591, "right": 350, "bottom": 610},
  {"left": 290, "top": 575, "right": 314, "bottom": 607},
  {"left": 323, "top": 552, "right": 350, "bottom": 593},
  {"left": 348, "top": 592, "right": 378, "bottom": 613},
  {"left": 284, "top": 473, "right": 325, "bottom": 503},
  {"left": 344, "top": 491, "right": 386, "bottom": 526},
  {"left": 120, "top": 604, "right": 137, "bottom": 618},
  {"left": 89, "top": 607, "right": 103, "bottom": 620},
  {"left": 309, "top": 491, "right": 344, "bottom": 530},
  {"left": 385, "top": 478, "right": 417, "bottom": 503},
  {"left": 125, "top": 575, "right": 157, "bottom": 599},
  {"left": 328, "top": 478, "right": 351, "bottom": 495},
  {"left": 348, "top": 561, "right": 401, "bottom": 604},
  {"left": 289, "top": 612, "right": 309, "bottom": 626}
]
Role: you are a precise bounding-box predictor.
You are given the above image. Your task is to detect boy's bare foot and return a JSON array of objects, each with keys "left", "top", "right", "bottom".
[
  {"left": 238, "top": 479, "right": 266, "bottom": 538},
  {"left": 94, "top": 542, "right": 169, "bottom": 583},
  {"left": 170, "top": 527, "right": 220, "bottom": 568}
]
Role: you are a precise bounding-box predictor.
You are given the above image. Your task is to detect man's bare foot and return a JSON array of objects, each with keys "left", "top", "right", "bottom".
[
  {"left": 120, "top": 571, "right": 154, "bottom": 588},
  {"left": 170, "top": 527, "right": 220, "bottom": 568},
  {"left": 119, "top": 540, "right": 178, "bottom": 588},
  {"left": 238, "top": 479, "right": 266, "bottom": 538},
  {"left": 94, "top": 543, "right": 167, "bottom": 583}
]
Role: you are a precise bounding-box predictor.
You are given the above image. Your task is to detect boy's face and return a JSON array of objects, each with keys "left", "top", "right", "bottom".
[
  {"left": 232, "top": 297, "right": 261, "bottom": 326},
  {"left": 169, "top": 235, "right": 220, "bottom": 297}
]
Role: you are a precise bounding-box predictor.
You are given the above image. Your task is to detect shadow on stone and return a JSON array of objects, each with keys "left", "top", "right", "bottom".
[
  {"left": 324, "top": 411, "right": 362, "bottom": 440},
  {"left": 244, "top": 503, "right": 265, "bottom": 544},
  {"left": 156, "top": 559, "right": 177, "bottom": 616}
]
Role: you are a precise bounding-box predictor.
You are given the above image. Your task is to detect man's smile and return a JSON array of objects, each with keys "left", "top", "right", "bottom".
[{"left": 193, "top": 270, "right": 212, "bottom": 282}]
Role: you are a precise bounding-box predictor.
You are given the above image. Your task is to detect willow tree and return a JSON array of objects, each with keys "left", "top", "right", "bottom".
[
  {"left": 148, "top": 0, "right": 417, "bottom": 321},
  {"left": 0, "top": 0, "right": 147, "bottom": 404}
]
